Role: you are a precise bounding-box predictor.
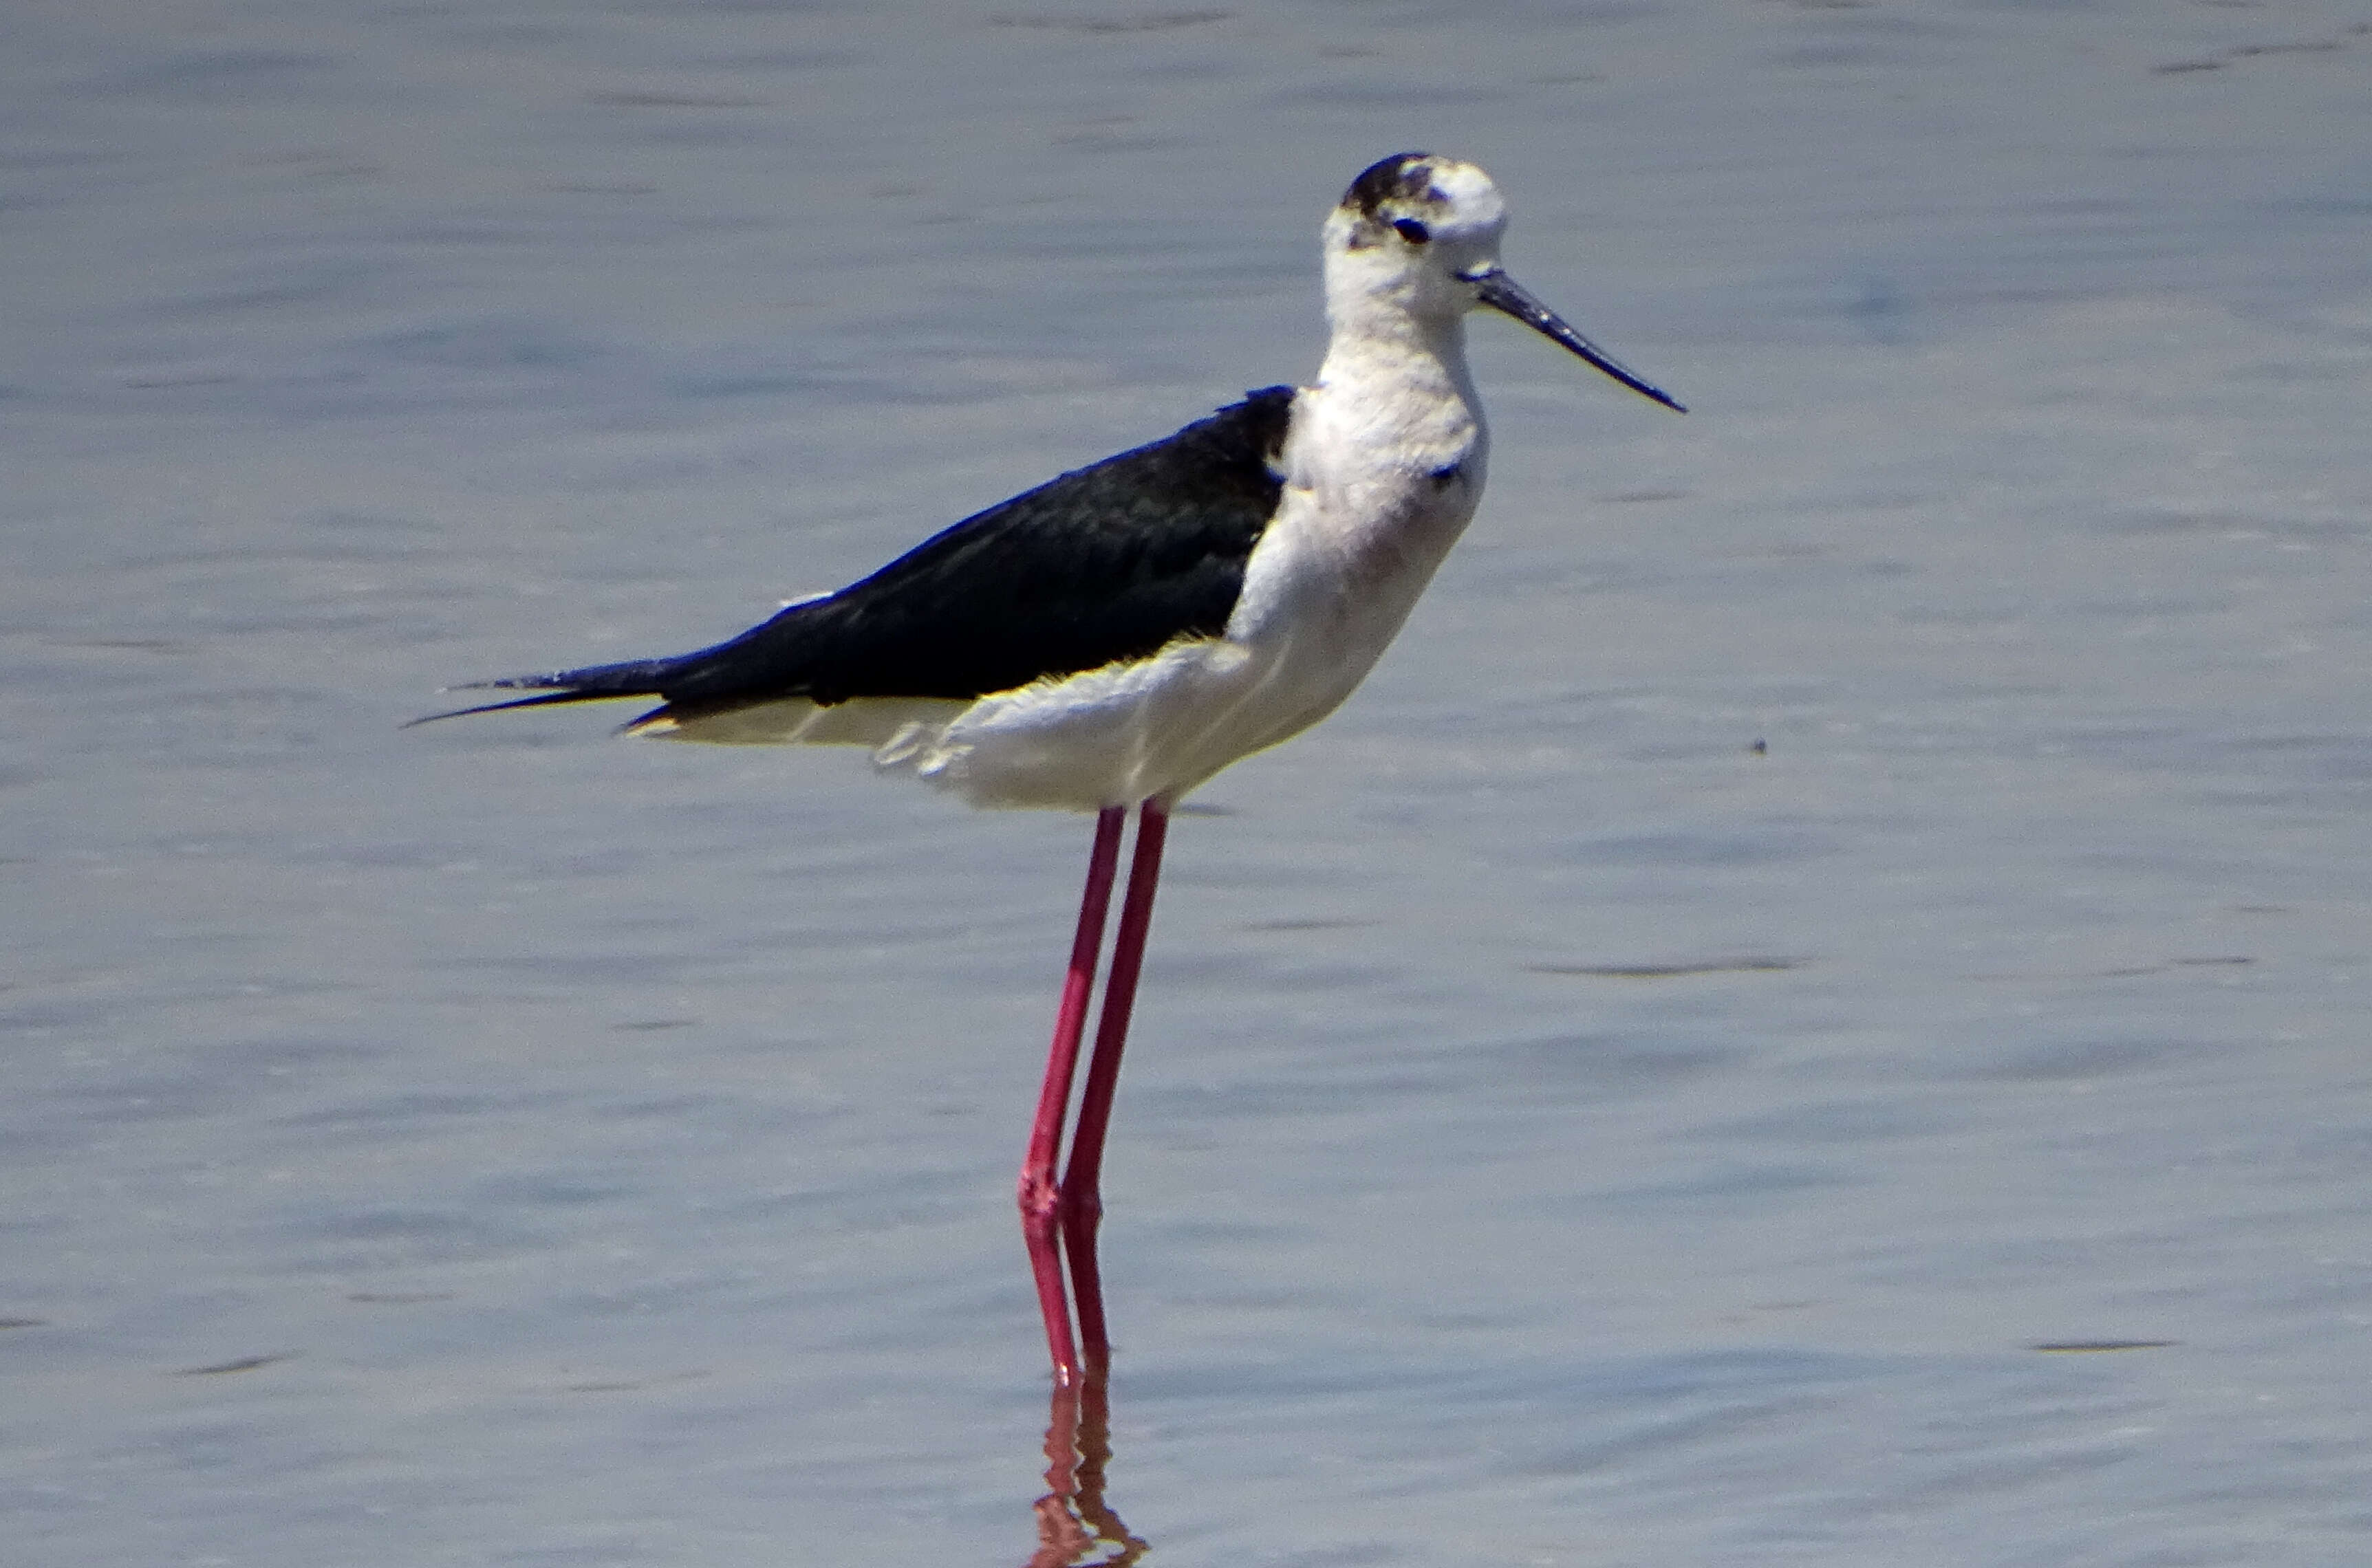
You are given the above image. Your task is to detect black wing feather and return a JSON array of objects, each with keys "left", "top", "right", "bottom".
[{"left": 416, "top": 386, "right": 1294, "bottom": 726}]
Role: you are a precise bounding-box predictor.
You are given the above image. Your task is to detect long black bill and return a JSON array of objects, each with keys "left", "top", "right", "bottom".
[{"left": 1471, "top": 269, "right": 1686, "bottom": 413}]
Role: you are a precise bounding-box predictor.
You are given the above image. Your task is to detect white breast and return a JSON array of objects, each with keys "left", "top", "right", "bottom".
[{"left": 1220, "top": 373, "right": 1487, "bottom": 734}]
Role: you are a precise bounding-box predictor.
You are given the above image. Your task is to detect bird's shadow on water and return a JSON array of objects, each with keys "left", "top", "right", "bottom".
[{"left": 1025, "top": 1365, "right": 1145, "bottom": 1568}]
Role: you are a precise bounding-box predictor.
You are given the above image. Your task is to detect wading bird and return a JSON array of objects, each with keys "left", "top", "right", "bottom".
[{"left": 418, "top": 153, "right": 1684, "bottom": 1385}]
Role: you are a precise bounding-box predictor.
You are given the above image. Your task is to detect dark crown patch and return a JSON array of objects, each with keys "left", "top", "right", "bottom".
[{"left": 1342, "top": 152, "right": 1441, "bottom": 219}]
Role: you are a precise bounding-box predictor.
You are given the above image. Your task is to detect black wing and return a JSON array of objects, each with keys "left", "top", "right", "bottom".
[{"left": 417, "top": 386, "right": 1295, "bottom": 726}]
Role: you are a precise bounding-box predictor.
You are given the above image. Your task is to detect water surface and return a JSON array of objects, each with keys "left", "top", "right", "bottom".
[{"left": 8, "top": 3, "right": 2371, "bottom": 1563}]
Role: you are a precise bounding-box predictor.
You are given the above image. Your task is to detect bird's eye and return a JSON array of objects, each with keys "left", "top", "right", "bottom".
[{"left": 1392, "top": 218, "right": 1431, "bottom": 245}]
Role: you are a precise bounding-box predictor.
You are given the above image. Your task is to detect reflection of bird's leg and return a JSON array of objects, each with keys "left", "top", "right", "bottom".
[
  {"left": 1021, "top": 807, "right": 1126, "bottom": 1385},
  {"left": 1026, "top": 1380, "right": 1093, "bottom": 1568},
  {"left": 1026, "top": 1366, "right": 1146, "bottom": 1568},
  {"left": 1072, "top": 1369, "right": 1147, "bottom": 1565},
  {"left": 1060, "top": 802, "right": 1170, "bottom": 1369}
]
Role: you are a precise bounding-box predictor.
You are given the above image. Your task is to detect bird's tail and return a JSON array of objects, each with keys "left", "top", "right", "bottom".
[{"left": 403, "top": 655, "right": 689, "bottom": 728}]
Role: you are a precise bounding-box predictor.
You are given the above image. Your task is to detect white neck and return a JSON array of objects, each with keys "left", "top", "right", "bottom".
[{"left": 1313, "top": 270, "right": 1487, "bottom": 475}]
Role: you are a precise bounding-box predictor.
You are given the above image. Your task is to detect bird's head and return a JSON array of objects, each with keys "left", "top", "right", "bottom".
[{"left": 1323, "top": 152, "right": 1685, "bottom": 413}]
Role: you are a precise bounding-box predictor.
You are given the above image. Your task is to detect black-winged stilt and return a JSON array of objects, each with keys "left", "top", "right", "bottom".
[{"left": 418, "top": 153, "right": 1683, "bottom": 1384}]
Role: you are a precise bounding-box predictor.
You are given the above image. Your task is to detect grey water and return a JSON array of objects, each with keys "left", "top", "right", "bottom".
[{"left": 8, "top": 3, "right": 2371, "bottom": 1564}]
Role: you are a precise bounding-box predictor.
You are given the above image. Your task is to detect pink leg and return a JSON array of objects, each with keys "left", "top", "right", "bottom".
[
  {"left": 1020, "top": 806, "right": 1125, "bottom": 1386},
  {"left": 1060, "top": 801, "right": 1169, "bottom": 1369}
]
